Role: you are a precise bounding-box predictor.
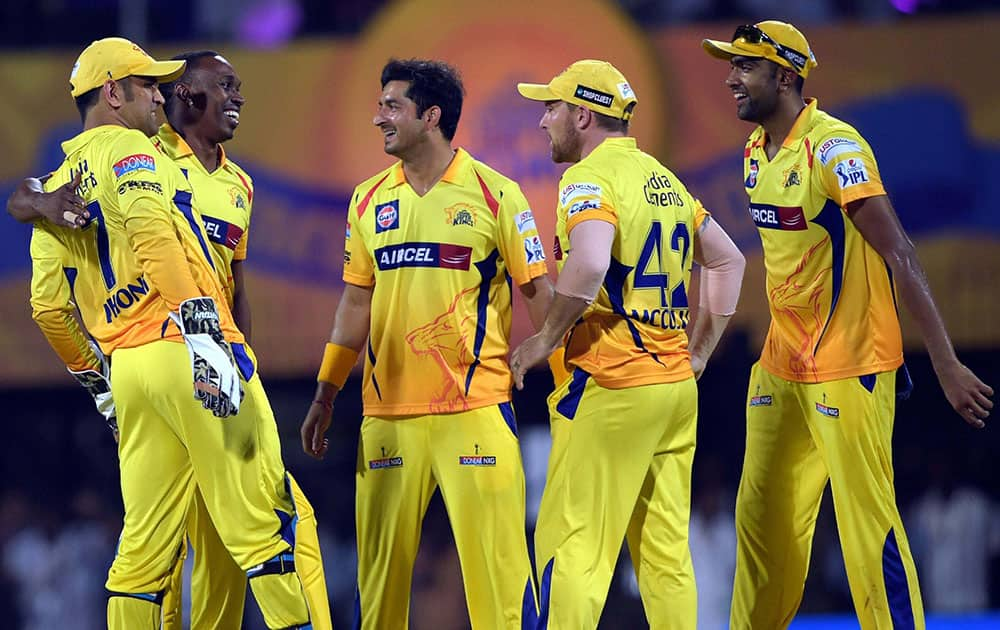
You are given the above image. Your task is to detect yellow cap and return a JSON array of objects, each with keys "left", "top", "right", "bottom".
[
  {"left": 702, "top": 21, "right": 818, "bottom": 78},
  {"left": 517, "top": 59, "right": 638, "bottom": 121},
  {"left": 69, "top": 37, "right": 186, "bottom": 97}
]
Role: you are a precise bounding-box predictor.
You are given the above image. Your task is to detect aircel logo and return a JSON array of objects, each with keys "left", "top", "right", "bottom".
[
  {"left": 748, "top": 203, "right": 807, "bottom": 231},
  {"left": 375, "top": 242, "right": 473, "bottom": 271}
]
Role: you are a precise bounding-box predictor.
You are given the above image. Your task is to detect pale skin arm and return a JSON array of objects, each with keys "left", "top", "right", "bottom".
[
  {"left": 301, "top": 282, "right": 373, "bottom": 459},
  {"left": 686, "top": 218, "right": 746, "bottom": 379},
  {"left": 6, "top": 173, "right": 89, "bottom": 228},
  {"left": 231, "top": 260, "right": 252, "bottom": 344},
  {"left": 510, "top": 220, "right": 614, "bottom": 389},
  {"left": 847, "top": 194, "right": 993, "bottom": 428}
]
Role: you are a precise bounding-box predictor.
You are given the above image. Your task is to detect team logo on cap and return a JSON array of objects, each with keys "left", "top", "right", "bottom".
[
  {"left": 574, "top": 84, "right": 614, "bottom": 108},
  {"left": 617, "top": 82, "right": 634, "bottom": 99},
  {"left": 375, "top": 200, "right": 400, "bottom": 233}
]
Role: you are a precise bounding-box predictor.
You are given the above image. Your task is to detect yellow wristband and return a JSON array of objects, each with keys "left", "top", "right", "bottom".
[
  {"left": 317, "top": 342, "right": 359, "bottom": 388},
  {"left": 547, "top": 346, "right": 572, "bottom": 386}
]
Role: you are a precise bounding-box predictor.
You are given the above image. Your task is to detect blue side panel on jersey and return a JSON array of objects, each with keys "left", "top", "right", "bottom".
[
  {"left": 367, "top": 339, "right": 382, "bottom": 400},
  {"left": 811, "top": 198, "right": 846, "bottom": 354},
  {"left": 537, "top": 557, "right": 554, "bottom": 630},
  {"left": 882, "top": 528, "right": 916, "bottom": 630},
  {"left": 498, "top": 401, "right": 517, "bottom": 437},
  {"left": 352, "top": 585, "right": 362, "bottom": 630},
  {"left": 63, "top": 267, "right": 78, "bottom": 293},
  {"left": 859, "top": 373, "right": 877, "bottom": 393},
  {"left": 555, "top": 368, "right": 589, "bottom": 420},
  {"left": 896, "top": 362, "right": 913, "bottom": 400},
  {"left": 173, "top": 187, "right": 215, "bottom": 270},
  {"left": 230, "top": 342, "right": 255, "bottom": 381},
  {"left": 604, "top": 257, "right": 647, "bottom": 353},
  {"left": 465, "top": 249, "right": 500, "bottom": 396},
  {"left": 522, "top": 575, "right": 538, "bottom": 630},
  {"left": 274, "top": 507, "right": 298, "bottom": 548}
]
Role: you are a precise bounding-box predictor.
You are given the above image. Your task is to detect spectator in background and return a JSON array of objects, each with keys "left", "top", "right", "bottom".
[{"left": 910, "top": 458, "right": 1000, "bottom": 612}]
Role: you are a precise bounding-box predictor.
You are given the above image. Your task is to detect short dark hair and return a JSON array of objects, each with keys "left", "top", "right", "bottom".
[
  {"left": 380, "top": 58, "right": 464, "bottom": 141},
  {"left": 160, "top": 50, "right": 221, "bottom": 118},
  {"left": 566, "top": 103, "right": 630, "bottom": 134},
  {"left": 74, "top": 87, "right": 100, "bottom": 124}
]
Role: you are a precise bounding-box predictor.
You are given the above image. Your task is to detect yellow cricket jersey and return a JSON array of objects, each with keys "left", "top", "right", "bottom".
[
  {"left": 553, "top": 137, "right": 708, "bottom": 388},
  {"left": 152, "top": 123, "right": 254, "bottom": 303},
  {"left": 29, "top": 226, "right": 102, "bottom": 372},
  {"left": 343, "top": 149, "right": 548, "bottom": 416},
  {"left": 32, "top": 125, "right": 244, "bottom": 360},
  {"left": 744, "top": 99, "right": 902, "bottom": 383}
]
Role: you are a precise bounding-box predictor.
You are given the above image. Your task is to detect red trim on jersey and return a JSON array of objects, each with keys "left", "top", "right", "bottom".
[
  {"left": 357, "top": 173, "right": 391, "bottom": 218},
  {"left": 804, "top": 137, "right": 813, "bottom": 169},
  {"left": 233, "top": 169, "right": 254, "bottom": 204},
  {"left": 474, "top": 171, "right": 499, "bottom": 217},
  {"left": 744, "top": 146, "right": 752, "bottom": 158}
]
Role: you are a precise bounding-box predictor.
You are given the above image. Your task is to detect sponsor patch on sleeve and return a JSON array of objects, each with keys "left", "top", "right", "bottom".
[
  {"left": 817, "top": 137, "right": 863, "bottom": 166},
  {"left": 524, "top": 235, "right": 546, "bottom": 264},
  {"left": 559, "top": 182, "right": 602, "bottom": 207},
  {"left": 113, "top": 154, "right": 156, "bottom": 178},
  {"left": 833, "top": 158, "right": 871, "bottom": 189},
  {"left": 515, "top": 209, "right": 537, "bottom": 234},
  {"left": 568, "top": 199, "right": 601, "bottom": 217}
]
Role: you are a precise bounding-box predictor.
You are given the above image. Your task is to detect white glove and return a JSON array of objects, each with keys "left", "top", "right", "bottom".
[{"left": 168, "top": 297, "right": 243, "bottom": 418}]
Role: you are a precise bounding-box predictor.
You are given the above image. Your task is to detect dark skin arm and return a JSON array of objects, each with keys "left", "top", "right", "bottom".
[
  {"left": 231, "top": 260, "right": 252, "bottom": 344},
  {"left": 847, "top": 194, "right": 993, "bottom": 428},
  {"left": 6, "top": 172, "right": 89, "bottom": 228}
]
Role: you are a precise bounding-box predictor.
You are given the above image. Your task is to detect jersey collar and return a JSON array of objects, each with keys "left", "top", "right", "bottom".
[
  {"left": 60, "top": 124, "right": 121, "bottom": 155},
  {"left": 781, "top": 98, "right": 819, "bottom": 150},
  {"left": 156, "top": 123, "right": 229, "bottom": 170},
  {"left": 387, "top": 148, "right": 472, "bottom": 190}
]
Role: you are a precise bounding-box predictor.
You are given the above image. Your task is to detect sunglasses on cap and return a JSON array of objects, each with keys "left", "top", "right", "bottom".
[{"left": 732, "top": 24, "right": 808, "bottom": 72}]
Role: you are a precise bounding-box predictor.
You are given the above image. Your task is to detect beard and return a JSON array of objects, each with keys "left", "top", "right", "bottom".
[{"left": 550, "top": 126, "right": 583, "bottom": 163}]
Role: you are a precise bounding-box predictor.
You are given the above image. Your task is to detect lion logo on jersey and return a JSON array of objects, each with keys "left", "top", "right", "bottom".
[{"left": 405, "top": 287, "right": 480, "bottom": 412}]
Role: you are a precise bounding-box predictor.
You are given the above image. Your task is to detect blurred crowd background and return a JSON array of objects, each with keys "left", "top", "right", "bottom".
[{"left": 1, "top": 0, "right": 998, "bottom": 628}]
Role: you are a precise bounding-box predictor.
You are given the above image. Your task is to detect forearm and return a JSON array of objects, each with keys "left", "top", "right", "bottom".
[
  {"left": 686, "top": 311, "right": 732, "bottom": 365},
  {"left": 32, "top": 309, "right": 100, "bottom": 372},
  {"left": 890, "top": 247, "right": 959, "bottom": 369},
  {"left": 123, "top": 202, "right": 202, "bottom": 310},
  {"left": 232, "top": 291, "right": 252, "bottom": 343},
  {"left": 315, "top": 285, "right": 372, "bottom": 404},
  {"left": 7, "top": 178, "right": 46, "bottom": 223},
  {"left": 537, "top": 291, "right": 590, "bottom": 348},
  {"left": 520, "top": 275, "right": 555, "bottom": 333}
]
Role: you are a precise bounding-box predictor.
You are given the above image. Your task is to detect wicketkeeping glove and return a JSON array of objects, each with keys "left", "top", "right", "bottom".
[
  {"left": 69, "top": 366, "right": 117, "bottom": 434},
  {"left": 168, "top": 297, "right": 243, "bottom": 418}
]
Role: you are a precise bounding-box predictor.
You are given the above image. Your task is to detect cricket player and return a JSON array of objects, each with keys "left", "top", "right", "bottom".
[
  {"left": 300, "top": 58, "right": 554, "bottom": 629},
  {"left": 701, "top": 21, "right": 993, "bottom": 629},
  {"left": 511, "top": 60, "right": 746, "bottom": 629},
  {"left": 25, "top": 37, "right": 319, "bottom": 629}
]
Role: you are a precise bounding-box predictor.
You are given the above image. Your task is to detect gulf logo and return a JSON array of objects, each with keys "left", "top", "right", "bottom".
[{"left": 375, "top": 200, "right": 400, "bottom": 233}]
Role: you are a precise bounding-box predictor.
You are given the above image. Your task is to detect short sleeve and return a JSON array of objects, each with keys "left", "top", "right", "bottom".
[
  {"left": 342, "top": 188, "right": 375, "bottom": 287},
  {"left": 233, "top": 168, "right": 253, "bottom": 261},
  {"left": 109, "top": 131, "right": 172, "bottom": 217},
  {"left": 692, "top": 198, "right": 711, "bottom": 231},
  {"left": 558, "top": 165, "right": 617, "bottom": 234},
  {"left": 814, "top": 133, "right": 886, "bottom": 207},
  {"left": 494, "top": 181, "right": 548, "bottom": 286}
]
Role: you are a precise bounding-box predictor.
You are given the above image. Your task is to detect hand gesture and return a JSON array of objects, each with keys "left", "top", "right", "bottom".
[
  {"left": 41, "top": 171, "right": 89, "bottom": 228},
  {"left": 510, "top": 333, "right": 557, "bottom": 391},
  {"left": 937, "top": 361, "right": 993, "bottom": 429}
]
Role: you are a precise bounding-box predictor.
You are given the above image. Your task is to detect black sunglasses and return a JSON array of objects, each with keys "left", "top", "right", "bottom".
[{"left": 732, "top": 24, "right": 808, "bottom": 71}]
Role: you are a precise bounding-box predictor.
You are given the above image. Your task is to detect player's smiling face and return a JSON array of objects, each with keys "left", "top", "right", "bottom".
[
  {"left": 373, "top": 80, "right": 424, "bottom": 157},
  {"left": 118, "top": 75, "right": 164, "bottom": 137},
  {"left": 186, "top": 56, "right": 244, "bottom": 143},
  {"left": 726, "top": 56, "right": 780, "bottom": 123},
  {"left": 539, "top": 100, "right": 582, "bottom": 163}
]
